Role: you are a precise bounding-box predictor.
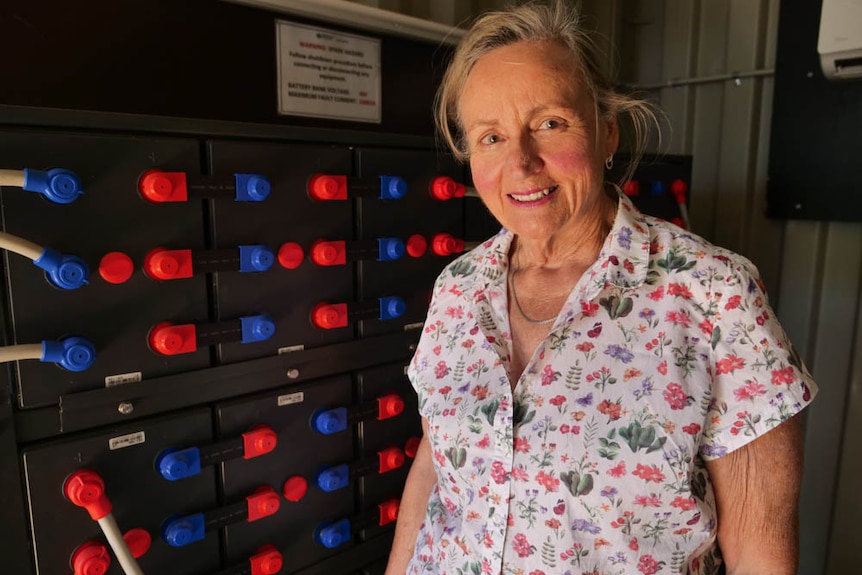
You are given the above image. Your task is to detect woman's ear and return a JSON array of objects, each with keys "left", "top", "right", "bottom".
[{"left": 604, "top": 114, "right": 620, "bottom": 157}]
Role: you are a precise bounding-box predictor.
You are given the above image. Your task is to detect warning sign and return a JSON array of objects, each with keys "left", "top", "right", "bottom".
[{"left": 276, "top": 21, "right": 382, "bottom": 123}]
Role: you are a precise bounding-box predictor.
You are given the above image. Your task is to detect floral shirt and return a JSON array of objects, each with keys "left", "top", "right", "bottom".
[{"left": 406, "top": 192, "right": 817, "bottom": 575}]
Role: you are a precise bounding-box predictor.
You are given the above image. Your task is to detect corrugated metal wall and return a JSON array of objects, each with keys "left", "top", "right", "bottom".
[{"left": 354, "top": 1, "right": 862, "bottom": 573}]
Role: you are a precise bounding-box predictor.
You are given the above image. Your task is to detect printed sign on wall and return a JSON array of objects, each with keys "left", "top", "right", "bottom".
[{"left": 276, "top": 21, "right": 382, "bottom": 123}]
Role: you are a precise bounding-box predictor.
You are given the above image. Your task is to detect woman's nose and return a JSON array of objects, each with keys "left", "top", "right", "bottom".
[{"left": 512, "top": 138, "right": 542, "bottom": 174}]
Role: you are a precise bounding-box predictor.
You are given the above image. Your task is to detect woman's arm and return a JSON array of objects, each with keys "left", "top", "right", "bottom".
[
  {"left": 703, "top": 414, "right": 804, "bottom": 575},
  {"left": 385, "top": 418, "right": 438, "bottom": 575}
]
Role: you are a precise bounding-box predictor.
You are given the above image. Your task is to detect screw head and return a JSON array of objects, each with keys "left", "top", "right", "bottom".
[
  {"left": 286, "top": 369, "right": 300, "bottom": 380},
  {"left": 118, "top": 401, "right": 134, "bottom": 415}
]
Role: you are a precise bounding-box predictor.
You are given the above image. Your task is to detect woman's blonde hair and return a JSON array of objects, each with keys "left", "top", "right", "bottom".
[{"left": 435, "top": 0, "right": 659, "bottom": 184}]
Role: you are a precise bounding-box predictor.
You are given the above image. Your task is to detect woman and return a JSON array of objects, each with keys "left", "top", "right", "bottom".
[{"left": 386, "top": 1, "right": 816, "bottom": 574}]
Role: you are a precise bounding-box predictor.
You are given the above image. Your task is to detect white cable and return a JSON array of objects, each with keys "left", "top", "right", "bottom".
[
  {"left": 0, "top": 230, "right": 44, "bottom": 260},
  {"left": 97, "top": 514, "right": 146, "bottom": 575},
  {"left": 678, "top": 203, "right": 692, "bottom": 230},
  {"left": 0, "top": 344, "right": 43, "bottom": 364},
  {"left": 0, "top": 169, "right": 25, "bottom": 187},
  {"left": 464, "top": 186, "right": 480, "bottom": 199}
]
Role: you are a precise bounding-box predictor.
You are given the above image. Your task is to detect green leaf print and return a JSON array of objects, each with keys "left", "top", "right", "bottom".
[
  {"left": 480, "top": 399, "right": 500, "bottom": 425},
  {"left": 541, "top": 537, "right": 557, "bottom": 568},
  {"left": 619, "top": 421, "right": 666, "bottom": 453},
  {"left": 658, "top": 248, "right": 697, "bottom": 274},
  {"left": 599, "top": 294, "right": 634, "bottom": 319},
  {"left": 465, "top": 414, "right": 483, "bottom": 434},
  {"left": 710, "top": 325, "right": 722, "bottom": 350},
  {"left": 449, "top": 258, "right": 476, "bottom": 277},
  {"left": 598, "top": 436, "right": 621, "bottom": 460},
  {"left": 560, "top": 470, "right": 595, "bottom": 496},
  {"left": 445, "top": 446, "right": 467, "bottom": 468},
  {"left": 514, "top": 401, "right": 536, "bottom": 426}
]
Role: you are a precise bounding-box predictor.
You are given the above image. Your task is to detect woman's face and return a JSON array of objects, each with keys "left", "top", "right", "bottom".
[{"left": 459, "top": 40, "right": 618, "bottom": 242}]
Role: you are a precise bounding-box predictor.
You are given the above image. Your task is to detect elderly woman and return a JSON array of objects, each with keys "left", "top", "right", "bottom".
[{"left": 386, "top": 1, "right": 816, "bottom": 574}]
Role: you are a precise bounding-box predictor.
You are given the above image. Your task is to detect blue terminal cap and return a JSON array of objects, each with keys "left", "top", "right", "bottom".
[
  {"left": 311, "top": 408, "right": 348, "bottom": 435},
  {"left": 33, "top": 248, "right": 89, "bottom": 290},
  {"left": 22, "top": 168, "right": 84, "bottom": 204},
  {"left": 240, "top": 314, "right": 276, "bottom": 343},
  {"left": 378, "top": 296, "right": 406, "bottom": 321},
  {"left": 377, "top": 237, "right": 406, "bottom": 262},
  {"left": 235, "top": 174, "right": 272, "bottom": 202},
  {"left": 156, "top": 447, "right": 202, "bottom": 481},
  {"left": 378, "top": 176, "right": 407, "bottom": 200},
  {"left": 315, "top": 519, "right": 351, "bottom": 549},
  {"left": 651, "top": 181, "right": 666, "bottom": 197},
  {"left": 316, "top": 465, "right": 350, "bottom": 492},
  {"left": 41, "top": 336, "right": 96, "bottom": 372},
  {"left": 238, "top": 245, "right": 275, "bottom": 272},
  {"left": 162, "top": 513, "right": 206, "bottom": 547}
]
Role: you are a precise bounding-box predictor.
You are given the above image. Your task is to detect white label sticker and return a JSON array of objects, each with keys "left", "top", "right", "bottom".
[
  {"left": 278, "top": 344, "right": 305, "bottom": 355},
  {"left": 278, "top": 392, "right": 305, "bottom": 406},
  {"left": 105, "top": 371, "right": 142, "bottom": 387},
  {"left": 276, "top": 21, "right": 381, "bottom": 123},
  {"left": 109, "top": 431, "right": 146, "bottom": 451},
  {"left": 403, "top": 322, "right": 424, "bottom": 331}
]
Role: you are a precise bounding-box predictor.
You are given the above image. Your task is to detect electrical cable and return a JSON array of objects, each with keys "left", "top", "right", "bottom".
[
  {"left": 98, "top": 514, "right": 146, "bottom": 575},
  {"left": 0, "top": 344, "right": 43, "bottom": 364},
  {"left": 0, "top": 230, "right": 44, "bottom": 261}
]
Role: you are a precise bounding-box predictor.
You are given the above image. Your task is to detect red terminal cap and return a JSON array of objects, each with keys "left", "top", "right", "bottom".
[
  {"left": 98, "top": 252, "right": 134, "bottom": 284},
  {"left": 308, "top": 174, "right": 348, "bottom": 201},
  {"left": 148, "top": 322, "right": 198, "bottom": 355},
  {"left": 670, "top": 217, "right": 685, "bottom": 228},
  {"left": 378, "top": 499, "right": 400, "bottom": 526},
  {"left": 377, "top": 447, "right": 406, "bottom": 474},
  {"left": 377, "top": 393, "right": 405, "bottom": 420},
  {"left": 405, "top": 234, "right": 427, "bottom": 258},
  {"left": 311, "top": 302, "right": 349, "bottom": 329},
  {"left": 404, "top": 436, "right": 421, "bottom": 459},
  {"left": 143, "top": 248, "right": 193, "bottom": 280},
  {"left": 670, "top": 178, "right": 688, "bottom": 204},
  {"left": 138, "top": 170, "right": 188, "bottom": 203},
  {"left": 431, "top": 233, "right": 464, "bottom": 257},
  {"left": 123, "top": 528, "right": 152, "bottom": 559},
  {"left": 247, "top": 486, "right": 281, "bottom": 522},
  {"left": 622, "top": 180, "right": 640, "bottom": 197},
  {"left": 282, "top": 476, "right": 308, "bottom": 502},
  {"left": 277, "top": 242, "right": 304, "bottom": 269},
  {"left": 243, "top": 425, "right": 278, "bottom": 459},
  {"left": 63, "top": 470, "right": 112, "bottom": 520},
  {"left": 71, "top": 542, "right": 111, "bottom": 575},
  {"left": 310, "top": 240, "right": 347, "bottom": 266},
  {"left": 431, "top": 176, "right": 462, "bottom": 201},
  {"left": 250, "top": 545, "right": 283, "bottom": 575}
]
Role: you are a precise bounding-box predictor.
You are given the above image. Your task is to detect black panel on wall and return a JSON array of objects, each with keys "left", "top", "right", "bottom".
[
  {"left": 767, "top": 0, "right": 862, "bottom": 221},
  {"left": 0, "top": 0, "right": 449, "bottom": 137}
]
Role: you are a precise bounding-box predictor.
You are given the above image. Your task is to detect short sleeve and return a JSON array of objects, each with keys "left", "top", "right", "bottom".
[{"left": 700, "top": 256, "right": 818, "bottom": 459}]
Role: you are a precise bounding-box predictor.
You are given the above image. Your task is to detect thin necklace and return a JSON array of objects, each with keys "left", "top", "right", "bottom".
[{"left": 508, "top": 270, "right": 556, "bottom": 325}]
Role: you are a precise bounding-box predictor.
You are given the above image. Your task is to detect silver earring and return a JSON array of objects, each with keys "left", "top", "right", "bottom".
[{"left": 605, "top": 155, "right": 614, "bottom": 170}]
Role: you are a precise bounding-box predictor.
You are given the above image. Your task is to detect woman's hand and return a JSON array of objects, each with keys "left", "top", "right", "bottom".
[{"left": 704, "top": 414, "right": 804, "bottom": 574}]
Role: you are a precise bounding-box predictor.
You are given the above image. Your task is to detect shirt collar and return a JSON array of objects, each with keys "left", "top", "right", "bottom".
[{"left": 470, "top": 188, "right": 651, "bottom": 299}]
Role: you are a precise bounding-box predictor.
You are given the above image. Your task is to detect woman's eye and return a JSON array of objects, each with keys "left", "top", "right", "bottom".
[
  {"left": 539, "top": 119, "right": 562, "bottom": 130},
  {"left": 480, "top": 134, "right": 499, "bottom": 145}
]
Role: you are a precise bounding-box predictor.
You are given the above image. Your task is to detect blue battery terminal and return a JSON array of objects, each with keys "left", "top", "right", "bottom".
[
  {"left": 235, "top": 174, "right": 271, "bottom": 202},
  {"left": 34, "top": 247, "right": 89, "bottom": 290},
  {"left": 156, "top": 447, "right": 202, "bottom": 481},
  {"left": 378, "top": 176, "right": 406, "bottom": 200},
  {"left": 311, "top": 408, "right": 348, "bottom": 435},
  {"left": 377, "top": 237, "right": 405, "bottom": 262},
  {"left": 651, "top": 181, "right": 666, "bottom": 197},
  {"left": 162, "top": 513, "right": 205, "bottom": 547},
  {"left": 22, "top": 168, "right": 84, "bottom": 204},
  {"left": 378, "top": 297, "right": 406, "bottom": 321},
  {"left": 315, "top": 519, "right": 352, "bottom": 549},
  {"left": 240, "top": 314, "right": 276, "bottom": 343},
  {"left": 239, "top": 245, "right": 275, "bottom": 272},
  {"left": 316, "top": 465, "right": 350, "bottom": 492},
  {"left": 41, "top": 336, "right": 96, "bottom": 372}
]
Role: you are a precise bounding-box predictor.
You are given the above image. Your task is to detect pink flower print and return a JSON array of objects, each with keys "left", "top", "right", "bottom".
[
  {"left": 438, "top": 385, "right": 452, "bottom": 396},
  {"left": 637, "top": 554, "right": 664, "bottom": 575},
  {"left": 529, "top": 571, "right": 546, "bottom": 575},
  {"left": 665, "top": 310, "right": 692, "bottom": 327},
  {"left": 476, "top": 434, "right": 490, "bottom": 449},
  {"left": 541, "top": 365, "right": 561, "bottom": 386},
  {"left": 634, "top": 494, "right": 663, "bottom": 507},
  {"left": 433, "top": 345, "right": 442, "bottom": 356},
  {"left": 724, "top": 294, "right": 742, "bottom": 310},
  {"left": 581, "top": 300, "right": 599, "bottom": 316},
  {"left": 535, "top": 470, "right": 560, "bottom": 492},
  {"left": 576, "top": 341, "right": 595, "bottom": 353},
  {"left": 490, "top": 461, "right": 509, "bottom": 484},
  {"left": 434, "top": 361, "right": 450, "bottom": 379},
  {"left": 633, "top": 463, "right": 666, "bottom": 483},
  {"left": 511, "top": 465, "right": 529, "bottom": 482},
  {"left": 512, "top": 533, "right": 535, "bottom": 558},
  {"left": 545, "top": 518, "right": 562, "bottom": 530},
  {"left": 698, "top": 319, "right": 714, "bottom": 336},
  {"left": 771, "top": 366, "right": 796, "bottom": 386},
  {"left": 662, "top": 382, "right": 690, "bottom": 410},
  {"left": 461, "top": 339, "right": 475, "bottom": 349},
  {"left": 667, "top": 282, "right": 693, "bottom": 299},
  {"left": 444, "top": 306, "right": 464, "bottom": 318},
  {"left": 608, "top": 462, "right": 626, "bottom": 477},
  {"left": 513, "top": 437, "right": 531, "bottom": 453},
  {"left": 647, "top": 286, "right": 665, "bottom": 301},
  {"left": 716, "top": 354, "right": 745, "bottom": 375},
  {"left": 682, "top": 423, "right": 701, "bottom": 435},
  {"left": 657, "top": 360, "right": 668, "bottom": 375},
  {"left": 733, "top": 380, "right": 767, "bottom": 401},
  {"left": 471, "top": 385, "right": 490, "bottom": 400},
  {"left": 670, "top": 496, "right": 697, "bottom": 511},
  {"left": 597, "top": 399, "right": 622, "bottom": 420},
  {"left": 549, "top": 394, "right": 567, "bottom": 408}
]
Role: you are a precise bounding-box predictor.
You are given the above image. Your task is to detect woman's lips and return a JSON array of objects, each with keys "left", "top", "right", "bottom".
[{"left": 508, "top": 185, "right": 558, "bottom": 206}]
